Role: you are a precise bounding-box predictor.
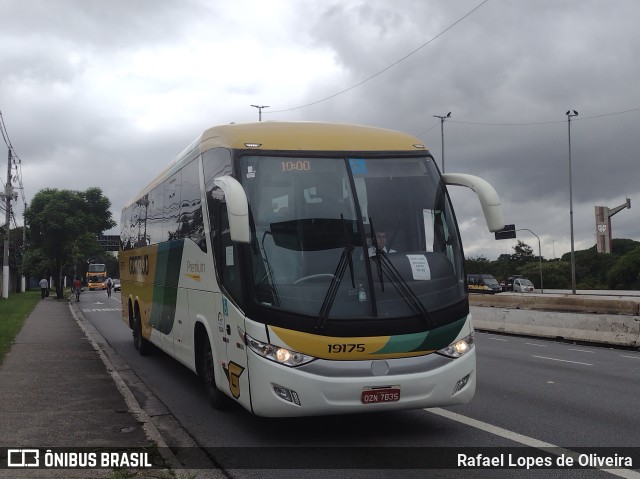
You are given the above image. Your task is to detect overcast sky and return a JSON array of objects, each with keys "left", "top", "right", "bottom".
[{"left": 1, "top": 0, "right": 638, "bottom": 260}]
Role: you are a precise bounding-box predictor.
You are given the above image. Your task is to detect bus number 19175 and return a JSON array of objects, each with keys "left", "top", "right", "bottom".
[{"left": 327, "top": 343, "right": 366, "bottom": 353}]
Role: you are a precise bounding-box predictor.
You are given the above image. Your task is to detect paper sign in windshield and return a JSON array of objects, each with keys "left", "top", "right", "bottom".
[{"left": 406, "top": 254, "right": 431, "bottom": 280}]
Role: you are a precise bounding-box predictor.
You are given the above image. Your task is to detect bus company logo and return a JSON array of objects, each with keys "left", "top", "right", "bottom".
[
  {"left": 7, "top": 449, "right": 39, "bottom": 467},
  {"left": 186, "top": 260, "right": 205, "bottom": 273},
  {"left": 224, "top": 362, "right": 245, "bottom": 399},
  {"left": 129, "top": 255, "right": 149, "bottom": 276}
]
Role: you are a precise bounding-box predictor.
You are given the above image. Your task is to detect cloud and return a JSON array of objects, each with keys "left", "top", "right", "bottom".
[{"left": 1, "top": 0, "right": 638, "bottom": 257}]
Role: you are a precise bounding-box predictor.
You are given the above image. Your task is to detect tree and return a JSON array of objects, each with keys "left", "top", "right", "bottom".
[
  {"left": 607, "top": 246, "right": 640, "bottom": 290},
  {"left": 512, "top": 240, "right": 534, "bottom": 262},
  {"left": 464, "top": 256, "right": 493, "bottom": 274},
  {"left": 23, "top": 187, "right": 115, "bottom": 298},
  {"left": 610, "top": 238, "right": 640, "bottom": 256}
]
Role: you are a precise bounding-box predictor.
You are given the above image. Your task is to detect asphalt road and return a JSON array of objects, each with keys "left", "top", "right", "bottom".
[{"left": 80, "top": 290, "right": 640, "bottom": 479}]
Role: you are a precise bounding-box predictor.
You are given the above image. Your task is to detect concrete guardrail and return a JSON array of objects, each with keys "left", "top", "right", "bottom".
[{"left": 470, "top": 293, "right": 640, "bottom": 348}]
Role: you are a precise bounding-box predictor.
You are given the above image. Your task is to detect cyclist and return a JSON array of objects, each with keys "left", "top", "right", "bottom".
[{"left": 106, "top": 277, "right": 113, "bottom": 298}]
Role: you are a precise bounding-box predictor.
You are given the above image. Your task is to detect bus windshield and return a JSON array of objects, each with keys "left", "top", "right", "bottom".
[{"left": 241, "top": 155, "right": 465, "bottom": 323}]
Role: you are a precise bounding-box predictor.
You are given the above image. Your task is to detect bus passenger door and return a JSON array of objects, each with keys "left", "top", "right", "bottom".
[
  {"left": 213, "top": 205, "right": 251, "bottom": 410},
  {"left": 213, "top": 293, "right": 250, "bottom": 410},
  {"left": 211, "top": 291, "right": 229, "bottom": 399}
]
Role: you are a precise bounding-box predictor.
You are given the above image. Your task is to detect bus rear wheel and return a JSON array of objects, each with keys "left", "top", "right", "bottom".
[
  {"left": 133, "top": 313, "right": 151, "bottom": 356},
  {"left": 200, "top": 340, "right": 228, "bottom": 410}
]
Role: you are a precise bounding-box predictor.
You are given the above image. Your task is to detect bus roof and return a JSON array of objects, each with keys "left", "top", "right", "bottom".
[
  {"left": 200, "top": 122, "right": 427, "bottom": 152},
  {"left": 124, "top": 122, "right": 428, "bottom": 210}
]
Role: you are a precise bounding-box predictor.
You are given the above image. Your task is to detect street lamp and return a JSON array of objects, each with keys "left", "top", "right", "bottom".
[
  {"left": 515, "top": 228, "right": 544, "bottom": 293},
  {"left": 566, "top": 109, "right": 578, "bottom": 294},
  {"left": 251, "top": 105, "right": 269, "bottom": 122},
  {"left": 433, "top": 112, "right": 451, "bottom": 172}
]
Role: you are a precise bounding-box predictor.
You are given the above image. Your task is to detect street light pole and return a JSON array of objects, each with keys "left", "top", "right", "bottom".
[
  {"left": 433, "top": 112, "right": 451, "bottom": 172},
  {"left": 566, "top": 110, "right": 578, "bottom": 294},
  {"left": 515, "top": 228, "right": 543, "bottom": 293},
  {"left": 250, "top": 104, "right": 269, "bottom": 122}
]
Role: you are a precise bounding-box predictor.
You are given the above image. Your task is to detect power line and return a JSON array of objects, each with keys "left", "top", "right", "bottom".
[
  {"left": 445, "top": 106, "right": 640, "bottom": 127},
  {"left": 267, "top": 0, "right": 489, "bottom": 115},
  {"left": 0, "top": 110, "right": 15, "bottom": 151},
  {"left": 412, "top": 105, "right": 640, "bottom": 149},
  {"left": 413, "top": 121, "right": 441, "bottom": 138},
  {"left": 0, "top": 111, "right": 27, "bottom": 245}
]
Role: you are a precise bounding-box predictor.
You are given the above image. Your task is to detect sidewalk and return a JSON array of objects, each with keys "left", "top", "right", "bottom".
[{"left": 0, "top": 296, "right": 175, "bottom": 478}]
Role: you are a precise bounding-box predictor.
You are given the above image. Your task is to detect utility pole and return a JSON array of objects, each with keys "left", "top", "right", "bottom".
[
  {"left": 250, "top": 104, "right": 269, "bottom": 121},
  {"left": 515, "top": 228, "right": 544, "bottom": 293},
  {"left": 433, "top": 112, "right": 451, "bottom": 172},
  {"left": 21, "top": 204, "right": 26, "bottom": 293},
  {"left": 566, "top": 110, "right": 578, "bottom": 295},
  {"left": 2, "top": 148, "right": 12, "bottom": 299}
]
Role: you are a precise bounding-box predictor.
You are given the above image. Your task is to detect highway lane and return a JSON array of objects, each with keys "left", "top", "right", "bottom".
[
  {"left": 454, "top": 334, "right": 640, "bottom": 447},
  {"left": 79, "top": 291, "right": 639, "bottom": 478}
]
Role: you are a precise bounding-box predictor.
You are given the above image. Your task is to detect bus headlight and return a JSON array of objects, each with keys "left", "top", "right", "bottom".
[
  {"left": 245, "top": 334, "right": 315, "bottom": 367},
  {"left": 436, "top": 333, "right": 475, "bottom": 358}
]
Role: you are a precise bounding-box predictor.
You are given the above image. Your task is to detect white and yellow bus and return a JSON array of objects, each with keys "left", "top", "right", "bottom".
[{"left": 119, "top": 122, "right": 504, "bottom": 417}]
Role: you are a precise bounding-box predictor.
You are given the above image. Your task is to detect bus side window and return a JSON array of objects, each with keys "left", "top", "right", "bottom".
[{"left": 218, "top": 204, "right": 243, "bottom": 304}]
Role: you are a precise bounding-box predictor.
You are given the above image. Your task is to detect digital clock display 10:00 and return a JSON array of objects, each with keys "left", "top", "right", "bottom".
[{"left": 281, "top": 160, "right": 311, "bottom": 171}]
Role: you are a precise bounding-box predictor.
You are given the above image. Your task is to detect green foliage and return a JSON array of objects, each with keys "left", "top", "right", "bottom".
[
  {"left": 610, "top": 238, "right": 640, "bottom": 255},
  {"left": 466, "top": 239, "right": 640, "bottom": 290},
  {"left": 607, "top": 245, "right": 640, "bottom": 289},
  {"left": 0, "top": 226, "right": 27, "bottom": 272},
  {"left": 512, "top": 240, "right": 535, "bottom": 264},
  {"left": 23, "top": 187, "right": 116, "bottom": 297},
  {"left": 520, "top": 260, "right": 570, "bottom": 289},
  {"left": 464, "top": 256, "right": 492, "bottom": 274}
]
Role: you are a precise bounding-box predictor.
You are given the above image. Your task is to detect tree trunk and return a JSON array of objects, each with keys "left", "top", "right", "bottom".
[{"left": 56, "top": 260, "right": 64, "bottom": 299}]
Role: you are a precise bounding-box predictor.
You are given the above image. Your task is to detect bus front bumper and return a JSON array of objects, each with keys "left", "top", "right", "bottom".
[{"left": 247, "top": 348, "right": 476, "bottom": 417}]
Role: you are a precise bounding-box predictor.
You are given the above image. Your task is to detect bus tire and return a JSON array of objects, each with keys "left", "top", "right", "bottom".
[
  {"left": 200, "top": 339, "right": 228, "bottom": 410},
  {"left": 133, "top": 312, "right": 152, "bottom": 356}
]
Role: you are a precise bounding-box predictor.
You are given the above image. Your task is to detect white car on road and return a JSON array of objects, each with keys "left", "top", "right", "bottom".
[{"left": 513, "top": 278, "right": 535, "bottom": 293}]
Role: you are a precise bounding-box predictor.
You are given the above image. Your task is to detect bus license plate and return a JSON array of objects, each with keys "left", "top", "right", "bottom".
[{"left": 361, "top": 387, "right": 400, "bottom": 404}]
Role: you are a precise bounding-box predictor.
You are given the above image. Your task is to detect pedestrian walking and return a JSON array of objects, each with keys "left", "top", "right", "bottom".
[
  {"left": 39, "top": 277, "right": 49, "bottom": 299},
  {"left": 73, "top": 276, "right": 82, "bottom": 302}
]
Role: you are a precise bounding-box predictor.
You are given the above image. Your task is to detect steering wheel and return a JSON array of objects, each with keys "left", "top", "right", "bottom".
[{"left": 292, "top": 274, "right": 337, "bottom": 285}]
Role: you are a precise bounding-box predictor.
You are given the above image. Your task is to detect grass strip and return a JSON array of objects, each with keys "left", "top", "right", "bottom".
[{"left": 0, "top": 290, "right": 41, "bottom": 364}]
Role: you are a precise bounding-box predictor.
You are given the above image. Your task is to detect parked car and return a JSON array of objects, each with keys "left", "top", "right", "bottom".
[
  {"left": 466, "top": 273, "right": 502, "bottom": 294},
  {"left": 112, "top": 279, "right": 121, "bottom": 292},
  {"left": 505, "top": 275, "right": 523, "bottom": 291},
  {"left": 513, "top": 278, "right": 535, "bottom": 293}
]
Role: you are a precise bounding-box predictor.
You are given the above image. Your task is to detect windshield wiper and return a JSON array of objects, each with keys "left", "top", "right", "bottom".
[
  {"left": 369, "top": 220, "right": 385, "bottom": 291},
  {"left": 369, "top": 220, "right": 433, "bottom": 328},
  {"left": 258, "top": 231, "right": 281, "bottom": 307},
  {"left": 316, "top": 216, "right": 356, "bottom": 330}
]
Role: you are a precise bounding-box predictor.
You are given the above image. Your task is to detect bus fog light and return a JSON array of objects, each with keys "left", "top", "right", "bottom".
[
  {"left": 437, "top": 333, "right": 475, "bottom": 358},
  {"left": 273, "top": 385, "right": 301, "bottom": 405},
  {"left": 452, "top": 374, "right": 470, "bottom": 395}
]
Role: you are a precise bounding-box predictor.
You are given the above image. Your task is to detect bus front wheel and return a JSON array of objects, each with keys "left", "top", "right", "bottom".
[{"left": 200, "top": 340, "right": 228, "bottom": 410}]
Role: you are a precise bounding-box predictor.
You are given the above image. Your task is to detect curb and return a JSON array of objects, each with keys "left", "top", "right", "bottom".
[
  {"left": 67, "top": 301, "right": 225, "bottom": 478},
  {"left": 68, "top": 302, "right": 181, "bottom": 470}
]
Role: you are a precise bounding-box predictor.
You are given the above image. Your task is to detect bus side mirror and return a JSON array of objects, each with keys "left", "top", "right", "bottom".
[
  {"left": 442, "top": 173, "right": 505, "bottom": 233},
  {"left": 214, "top": 176, "right": 250, "bottom": 243}
]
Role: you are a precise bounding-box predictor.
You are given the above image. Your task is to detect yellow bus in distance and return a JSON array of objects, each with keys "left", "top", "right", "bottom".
[{"left": 87, "top": 263, "right": 107, "bottom": 290}]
